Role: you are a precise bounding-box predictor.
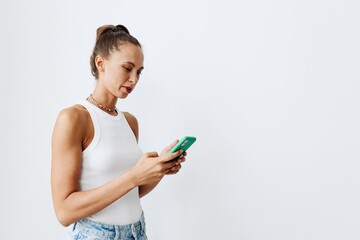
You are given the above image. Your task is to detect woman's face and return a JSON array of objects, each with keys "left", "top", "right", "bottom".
[{"left": 100, "top": 43, "right": 144, "bottom": 99}]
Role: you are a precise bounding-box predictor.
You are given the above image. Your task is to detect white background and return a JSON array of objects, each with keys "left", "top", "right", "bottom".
[{"left": 1, "top": 0, "right": 359, "bottom": 239}]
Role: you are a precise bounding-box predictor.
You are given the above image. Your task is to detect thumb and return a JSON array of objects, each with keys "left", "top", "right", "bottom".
[
  {"left": 166, "top": 139, "right": 179, "bottom": 152},
  {"left": 160, "top": 139, "right": 179, "bottom": 156}
]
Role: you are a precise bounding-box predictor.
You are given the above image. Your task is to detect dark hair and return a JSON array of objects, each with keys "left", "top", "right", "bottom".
[{"left": 90, "top": 24, "right": 142, "bottom": 79}]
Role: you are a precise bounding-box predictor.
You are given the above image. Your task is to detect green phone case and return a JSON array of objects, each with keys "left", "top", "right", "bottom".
[{"left": 169, "top": 136, "right": 197, "bottom": 154}]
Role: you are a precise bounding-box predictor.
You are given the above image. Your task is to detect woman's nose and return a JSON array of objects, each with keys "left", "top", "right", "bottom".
[{"left": 129, "top": 73, "right": 138, "bottom": 84}]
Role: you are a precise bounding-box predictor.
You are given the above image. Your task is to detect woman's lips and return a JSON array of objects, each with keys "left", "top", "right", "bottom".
[{"left": 124, "top": 86, "right": 132, "bottom": 93}]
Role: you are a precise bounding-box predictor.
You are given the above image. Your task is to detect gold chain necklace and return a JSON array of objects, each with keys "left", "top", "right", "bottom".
[{"left": 87, "top": 94, "right": 117, "bottom": 112}]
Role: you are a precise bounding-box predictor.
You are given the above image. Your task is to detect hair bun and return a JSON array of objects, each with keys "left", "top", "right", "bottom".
[
  {"left": 114, "top": 25, "right": 130, "bottom": 34},
  {"left": 105, "top": 25, "right": 130, "bottom": 34}
]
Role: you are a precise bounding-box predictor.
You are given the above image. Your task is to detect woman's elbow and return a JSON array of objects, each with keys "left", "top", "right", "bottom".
[{"left": 55, "top": 208, "right": 74, "bottom": 227}]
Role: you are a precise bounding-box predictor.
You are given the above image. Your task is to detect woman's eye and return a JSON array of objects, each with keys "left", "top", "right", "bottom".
[{"left": 123, "top": 67, "right": 132, "bottom": 72}]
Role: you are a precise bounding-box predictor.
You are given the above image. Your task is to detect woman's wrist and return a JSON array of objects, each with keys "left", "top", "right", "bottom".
[{"left": 126, "top": 167, "right": 140, "bottom": 188}]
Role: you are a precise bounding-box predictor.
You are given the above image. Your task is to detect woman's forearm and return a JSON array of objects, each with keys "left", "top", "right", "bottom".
[
  {"left": 56, "top": 170, "right": 137, "bottom": 227},
  {"left": 138, "top": 181, "right": 161, "bottom": 198}
]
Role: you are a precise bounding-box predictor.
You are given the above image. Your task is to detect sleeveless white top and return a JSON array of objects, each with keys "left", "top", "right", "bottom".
[{"left": 78, "top": 100, "right": 143, "bottom": 225}]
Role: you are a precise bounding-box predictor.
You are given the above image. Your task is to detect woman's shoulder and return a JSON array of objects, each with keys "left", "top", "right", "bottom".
[
  {"left": 122, "top": 111, "right": 138, "bottom": 129},
  {"left": 52, "top": 104, "right": 90, "bottom": 143},
  {"left": 122, "top": 111, "right": 139, "bottom": 140},
  {"left": 122, "top": 111, "right": 138, "bottom": 123},
  {"left": 56, "top": 104, "right": 89, "bottom": 126}
]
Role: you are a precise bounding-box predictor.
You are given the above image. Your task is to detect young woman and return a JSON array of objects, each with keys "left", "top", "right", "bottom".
[{"left": 51, "top": 24, "right": 186, "bottom": 240}]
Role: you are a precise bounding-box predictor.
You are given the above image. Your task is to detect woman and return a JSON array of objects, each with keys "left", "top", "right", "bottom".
[{"left": 51, "top": 24, "right": 185, "bottom": 240}]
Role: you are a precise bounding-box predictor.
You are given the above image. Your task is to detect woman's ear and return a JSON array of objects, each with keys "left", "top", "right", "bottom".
[{"left": 95, "top": 55, "right": 105, "bottom": 72}]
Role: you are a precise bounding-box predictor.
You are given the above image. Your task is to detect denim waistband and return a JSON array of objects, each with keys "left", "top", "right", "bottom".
[
  {"left": 80, "top": 212, "right": 145, "bottom": 229},
  {"left": 71, "top": 212, "right": 146, "bottom": 239}
]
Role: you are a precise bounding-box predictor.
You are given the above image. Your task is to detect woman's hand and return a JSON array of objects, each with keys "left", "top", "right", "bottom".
[
  {"left": 136, "top": 140, "right": 187, "bottom": 198},
  {"left": 160, "top": 140, "right": 187, "bottom": 175},
  {"left": 131, "top": 141, "right": 184, "bottom": 186},
  {"left": 166, "top": 151, "right": 186, "bottom": 175}
]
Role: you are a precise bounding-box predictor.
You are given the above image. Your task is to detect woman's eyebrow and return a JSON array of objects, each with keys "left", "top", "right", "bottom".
[{"left": 124, "top": 61, "right": 144, "bottom": 70}]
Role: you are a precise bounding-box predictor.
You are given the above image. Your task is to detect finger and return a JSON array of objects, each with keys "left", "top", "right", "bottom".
[
  {"left": 160, "top": 149, "right": 183, "bottom": 163},
  {"left": 171, "top": 164, "right": 182, "bottom": 174},
  {"left": 144, "top": 151, "right": 159, "bottom": 158},
  {"left": 173, "top": 164, "right": 181, "bottom": 171},
  {"left": 177, "top": 151, "right": 186, "bottom": 161},
  {"left": 160, "top": 140, "right": 180, "bottom": 156},
  {"left": 179, "top": 157, "right": 186, "bottom": 163},
  {"left": 170, "top": 139, "right": 179, "bottom": 147},
  {"left": 165, "top": 139, "right": 179, "bottom": 152},
  {"left": 165, "top": 165, "right": 181, "bottom": 175},
  {"left": 162, "top": 159, "right": 180, "bottom": 170}
]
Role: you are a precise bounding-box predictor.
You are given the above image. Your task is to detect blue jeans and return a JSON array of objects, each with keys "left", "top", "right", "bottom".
[{"left": 68, "top": 213, "right": 147, "bottom": 240}]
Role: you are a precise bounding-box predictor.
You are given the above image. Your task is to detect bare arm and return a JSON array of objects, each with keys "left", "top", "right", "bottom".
[
  {"left": 51, "top": 107, "right": 139, "bottom": 226},
  {"left": 51, "top": 108, "right": 182, "bottom": 226}
]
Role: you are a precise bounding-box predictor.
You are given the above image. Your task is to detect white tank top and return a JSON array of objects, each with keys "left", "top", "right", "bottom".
[{"left": 78, "top": 100, "right": 143, "bottom": 225}]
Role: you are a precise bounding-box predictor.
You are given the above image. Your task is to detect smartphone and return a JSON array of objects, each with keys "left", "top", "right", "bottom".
[{"left": 168, "top": 136, "right": 197, "bottom": 161}]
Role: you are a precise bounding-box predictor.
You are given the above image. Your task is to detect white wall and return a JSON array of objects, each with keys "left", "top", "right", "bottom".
[{"left": 1, "top": 0, "right": 359, "bottom": 239}]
